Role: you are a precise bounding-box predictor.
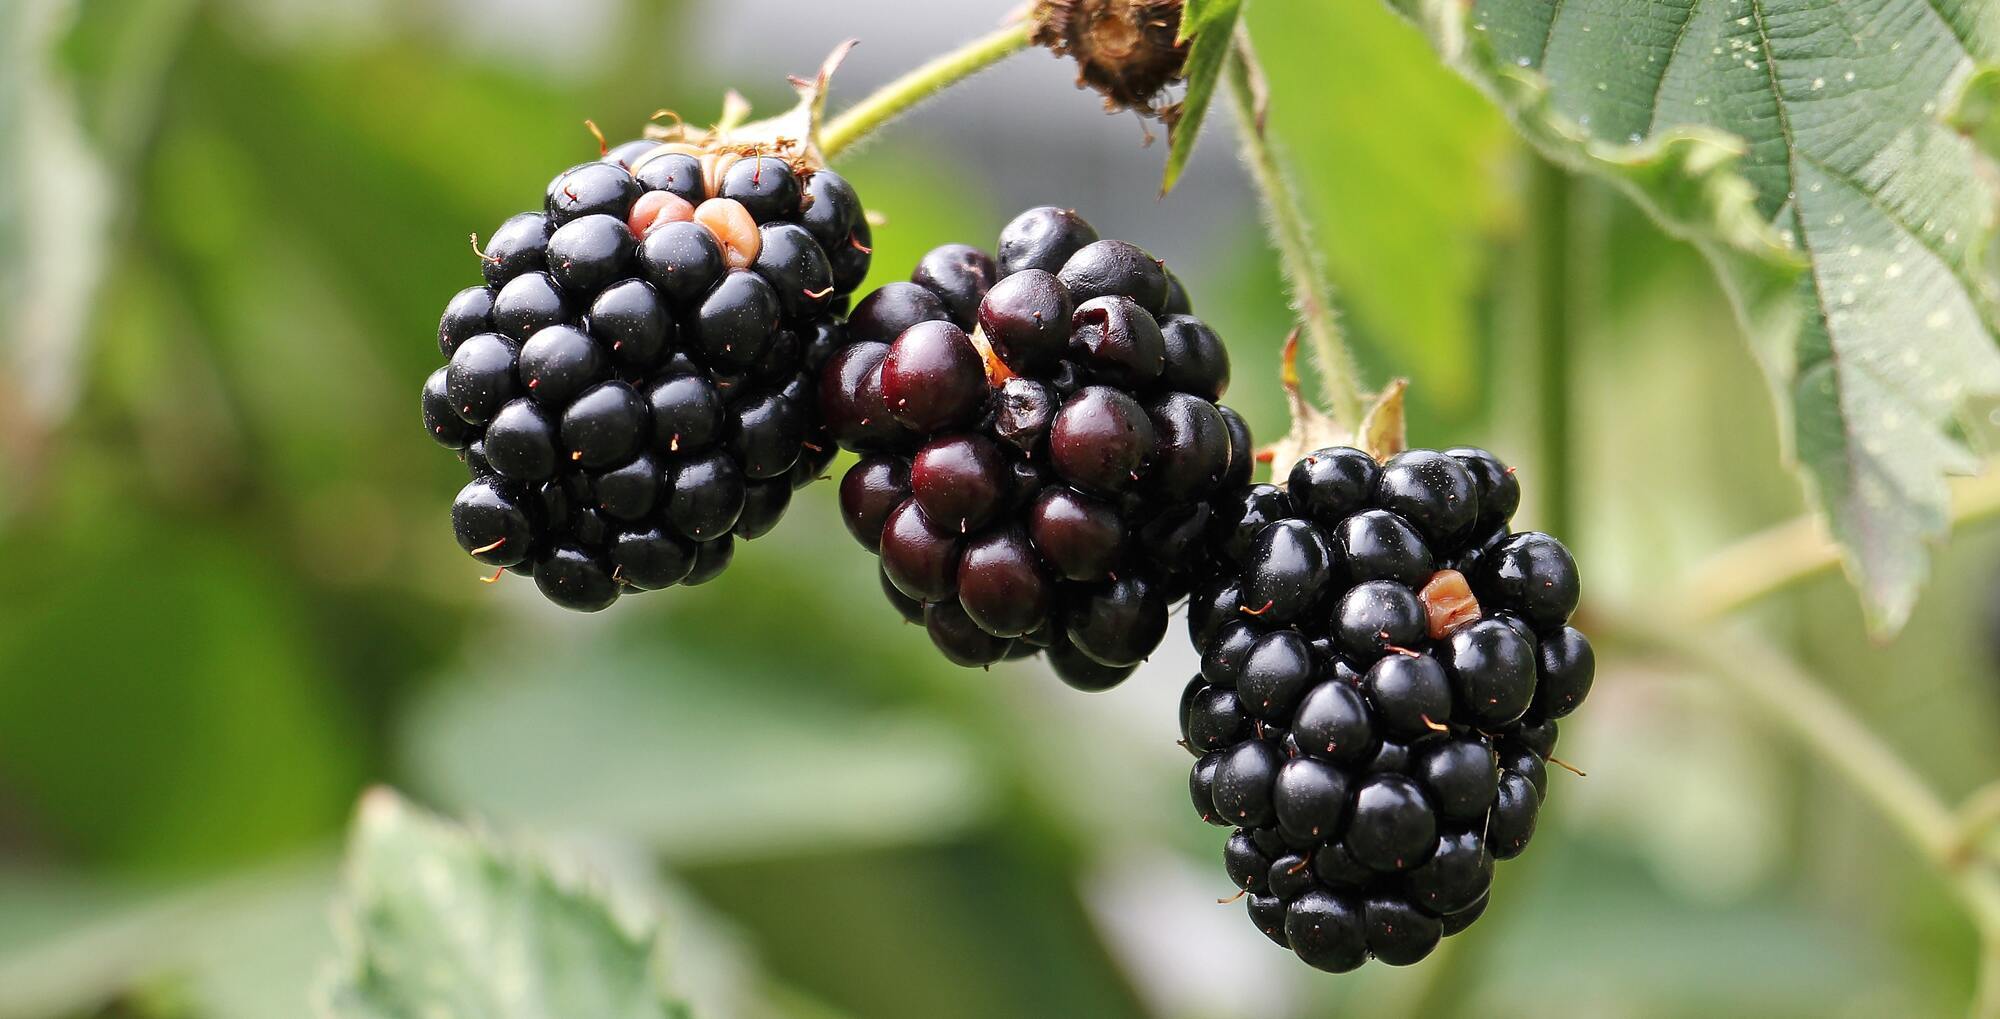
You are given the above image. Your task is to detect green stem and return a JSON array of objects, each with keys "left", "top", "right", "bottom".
[
  {"left": 1223, "top": 31, "right": 1367, "bottom": 431},
  {"left": 819, "top": 20, "right": 1036, "bottom": 160},
  {"left": 1528, "top": 160, "right": 1576, "bottom": 538},
  {"left": 1599, "top": 604, "right": 2000, "bottom": 1017}
]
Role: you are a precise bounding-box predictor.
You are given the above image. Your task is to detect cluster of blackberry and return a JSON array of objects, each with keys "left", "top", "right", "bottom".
[
  {"left": 824, "top": 207, "right": 1253, "bottom": 688},
  {"left": 1181, "top": 446, "right": 1592, "bottom": 970},
  {"left": 422, "top": 141, "right": 869, "bottom": 609}
]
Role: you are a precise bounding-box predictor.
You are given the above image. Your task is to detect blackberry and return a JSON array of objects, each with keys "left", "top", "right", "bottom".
[
  {"left": 422, "top": 135, "right": 870, "bottom": 609},
  {"left": 1181, "top": 446, "right": 1592, "bottom": 969},
  {"left": 826, "top": 207, "right": 1249, "bottom": 687}
]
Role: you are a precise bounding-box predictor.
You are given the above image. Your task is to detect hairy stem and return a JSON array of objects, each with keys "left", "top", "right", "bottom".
[
  {"left": 1224, "top": 31, "right": 1367, "bottom": 431},
  {"left": 819, "top": 20, "right": 1036, "bottom": 160},
  {"left": 1528, "top": 161, "right": 1578, "bottom": 539}
]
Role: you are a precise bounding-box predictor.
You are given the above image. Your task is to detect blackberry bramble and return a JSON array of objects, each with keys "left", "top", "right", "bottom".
[
  {"left": 423, "top": 116, "right": 870, "bottom": 610},
  {"left": 1183, "top": 445, "right": 1591, "bottom": 970},
  {"left": 828, "top": 207, "right": 1252, "bottom": 687}
]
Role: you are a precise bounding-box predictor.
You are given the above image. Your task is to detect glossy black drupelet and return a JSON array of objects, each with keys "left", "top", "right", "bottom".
[
  {"left": 424, "top": 144, "right": 870, "bottom": 609},
  {"left": 827, "top": 207, "right": 1252, "bottom": 687},
  {"left": 1183, "top": 445, "right": 1591, "bottom": 970}
]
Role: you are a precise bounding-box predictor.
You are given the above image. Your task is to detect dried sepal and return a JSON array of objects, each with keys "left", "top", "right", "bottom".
[
  {"left": 1032, "top": 0, "right": 1189, "bottom": 116},
  {"left": 633, "top": 40, "right": 858, "bottom": 174},
  {"left": 1261, "top": 329, "right": 1410, "bottom": 481}
]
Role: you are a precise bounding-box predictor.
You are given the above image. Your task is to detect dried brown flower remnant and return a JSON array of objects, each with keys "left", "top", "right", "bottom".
[
  {"left": 1419, "top": 569, "right": 1482, "bottom": 639},
  {"left": 1032, "top": 0, "right": 1188, "bottom": 114}
]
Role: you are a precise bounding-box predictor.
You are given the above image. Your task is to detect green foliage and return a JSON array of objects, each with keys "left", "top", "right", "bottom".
[
  {"left": 1388, "top": 0, "right": 2000, "bottom": 633},
  {"left": 1160, "top": 0, "right": 1243, "bottom": 194},
  {"left": 320, "top": 790, "right": 689, "bottom": 1019}
]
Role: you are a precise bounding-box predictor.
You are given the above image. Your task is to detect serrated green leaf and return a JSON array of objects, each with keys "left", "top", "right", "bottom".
[
  {"left": 318, "top": 790, "right": 690, "bottom": 1019},
  {"left": 1161, "top": 0, "right": 1243, "bottom": 194},
  {"left": 1391, "top": 0, "right": 2000, "bottom": 633}
]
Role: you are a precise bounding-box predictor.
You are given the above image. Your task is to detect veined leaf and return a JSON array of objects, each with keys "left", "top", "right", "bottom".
[
  {"left": 1390, "top": 0, "right": 2000, "bottom": 632},
  {"left": 318, "top": 790, "right": 690, "bottom": 1019},
  {"left": 1161, "top": 0, "right": 1244, "bottom": 194}
]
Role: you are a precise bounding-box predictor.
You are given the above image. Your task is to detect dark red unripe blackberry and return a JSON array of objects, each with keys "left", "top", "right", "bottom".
[
  {"left": 635, "top": 152, "right": 704, "bottom": 204},
  {"left": 1442, "top": 618, "right": 1536, "bottom": 728},
  {"left": 1058, "top": 239, "right": 1167, "bottom": 313},
  {"left": 839, "top": 455, "right": 909, "bottom": 552},
  {"left": 682, "top": 535, "right": 735, "bottom": 586},
  {"left": 560, "top": 382, "right": 646, "bottom": 469},
  {"left": 1211, "top": 739, "right": 1283, "bottom": 827},
  {"left": 997, "top": 206, "right": 1099, "bottom": 276},
  {"left": 484, "top": 399, "right": 561, "bottom": 481},
  {"left": 1274, "top": 758, "right": 1350, "bottom": 843},
  {"left": 956, "top": 528, "right": 1051, "bottom": 638},
  {"left": 1240, "top": 519, "right": 1333, "bottom": 624},
  {"left": 1156, "top": 315, "right": 1229, "bottom": 401},
  {"left": 664, "top": 451, "right": 744, "bottom": 541},
  {"left": 1048, "top": 386, "right": 1154, "bottom": 494},
  {"left": 719, "top": 156, "right": 802, "bottom": 223},
  {"left": 1068, "top": 296, "right": 1165, "bottom": 387},
  {"left": 924, "top": 598, "right": 1014, "bottom": 667},
  {"left": 1375, "top": 450, "right": 1479, "bottom": 550},
  {"left": 424, "top": 368, "right": 472, "bottom": 449},
  {"left": 1238, "top": 630, "right": 1315, "bottom": 720},
  {"left": 546, "top": 214, "right": 635, "bottom": 295},
  {"left": 1334, "top": 580, "right": 1426, "bottom": 658},
  {"left": 480, "top": 212, "right": 550, "bottom": 288},
  {"left": 911, "top": 243, "right": 998, "bottom": 329},
  {"left": 533, "top": 543, "right": 620, "bottom": 611},
  {"left": 1477, "top": 531, "right": 1580, "bottom": 630},
  {"left": 440, "top": 286, "right": 496, "bottom": 356},
  {"left": 879, "top": 498, "right": 961, "bottom": 601},
  {"left": 1346, "top": 774, "right": 1436, "bottom": 872},
  {"left": 587, "top": 280, "right": 672, "bottom": 371},
  {"left": 638, "top": 221, "right": 725, "bottom": 307},
  {"left": 1414, "top": 737, "right": 1498, "bottom": 822},
  {"left": 592, "top": 453, "right": 662, "bottom": 521},
  {"left": 882, "top": 321, "right": 986, "bottom": 431},
  {"left": 1293, "top": 680, "right": 1373, "bottom": 764},
  {"left": 1364, "top": 653, "right": 1453, "bottom": 738},
  {"left": 1285, "top": 890, "right": 1368, "bottom": 973},
  {"left": 1489, "top": 771, "right": 1539, "bottom": 859},
  {"left": 1532, "top": 625, "right": 1595, "bottom": 720},
  {"left": 979, "top": 269, "right": 1074, "bottom": 376},
  {"left": 849, "top": 281, "right": 949, "bottom": 346},
  {"left": 1145, "top": 392, "right": 1231, "bottom": 501},
  {"left": 817, "top": 342, "right": 914, "bottom": 452},
  {"left": 992, "top": 377, "right": 1057, "bottom": 454},
  {"left": 1046, "top": 638, "right": 1138, "bottom": 691},
  {"left": 1064, "top": 574, "right": 1167, "bottom": 666},
  {"left": 452, "top": 478, "right": 537, "bottom": 567},
  {"left": 492, "top": 272, "right": 570, "bottom": 340},
  {"left": 1025, "top": 487, "right": 1125, "bottom": 580},
  {"left": 1362, "top": 895, "right": 1441, "bottom": 966},
  {"left": 546, "top": 162, "right": 640, "bottom": 226},
  {"left": 911, "top": 434, "right": 1007, "bottom": 533}
]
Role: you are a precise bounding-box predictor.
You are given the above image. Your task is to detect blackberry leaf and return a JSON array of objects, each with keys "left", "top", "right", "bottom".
[
  {"left": 1161, "top": 0, "right": 1245, "bottom": 194},
  {"left": 319, "top": 790, "right": 689, "bottom": 1019},
  {"left": 1389, "top": 0, "right": 2000, "bottom": 635}
]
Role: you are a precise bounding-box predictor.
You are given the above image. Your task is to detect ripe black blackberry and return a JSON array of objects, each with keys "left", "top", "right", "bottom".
[
  {"left": 1182, "top": 445, "right": 1591, "bottom": 970},
  {"left": 425, "top": 136, "right": 867, "bottom": 610},
  {"left": 826, "top": 207, "right": 1251, "bottom": 688}
]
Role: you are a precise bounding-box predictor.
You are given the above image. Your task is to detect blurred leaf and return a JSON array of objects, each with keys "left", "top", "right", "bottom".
[
  {"left": 319, "top": 790, "right": 689, "bottom": 1019},
  {"left": 1388, "top": 0, "right": 2000, "bottom": 633},
  {"left": 1160, "top": 0, "right": 1242, "bottom": 194},
  {"left": 1247, "top": 0, "right": 1515, "bottom": 413},
  {"left": 401, "top": 643, "right": 990, "bottom": 860},
  {"left": 1950, "top": 65, "right": 2000, "bottom": 158}
]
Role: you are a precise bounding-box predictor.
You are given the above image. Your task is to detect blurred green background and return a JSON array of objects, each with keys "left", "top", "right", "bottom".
[{"left": 2, "top": 1, "right": 1997, "bottom": 1016}]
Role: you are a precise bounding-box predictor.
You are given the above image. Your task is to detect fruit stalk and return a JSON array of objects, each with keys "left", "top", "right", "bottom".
[
  {"left": 820, "top": 20, "right": 1038, "bottom": 159},
  {"left": 1223, "top": 29, "right": 1366, "bottom": 434}
]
